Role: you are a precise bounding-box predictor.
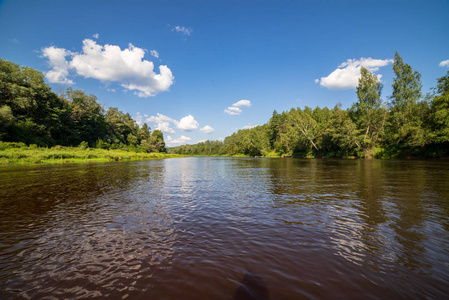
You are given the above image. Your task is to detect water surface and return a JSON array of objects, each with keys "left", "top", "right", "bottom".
[{"left": 1, "top": 158, "right": 448, "bottom": 299}]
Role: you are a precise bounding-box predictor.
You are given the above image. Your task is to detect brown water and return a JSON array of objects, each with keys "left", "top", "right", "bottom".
[{"left": 0, "top": 157, "right": 448, "bottom": 299}]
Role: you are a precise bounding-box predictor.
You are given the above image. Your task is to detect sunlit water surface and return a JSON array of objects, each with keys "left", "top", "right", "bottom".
[{"left": 1, "top": 158, "right": 448, "bottom": 299}]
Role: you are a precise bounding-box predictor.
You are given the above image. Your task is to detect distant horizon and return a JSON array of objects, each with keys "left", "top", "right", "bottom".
[{"left": 1, "top": 0, "right": 448, "bottom": 146}]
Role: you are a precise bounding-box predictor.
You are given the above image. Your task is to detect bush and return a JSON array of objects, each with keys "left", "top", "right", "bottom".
[
  {"left": 78, "top": 141, "right": 89, "bottom": 150},
  {"left": 0, "top": 142, "right": 27, "bottom": 150}
]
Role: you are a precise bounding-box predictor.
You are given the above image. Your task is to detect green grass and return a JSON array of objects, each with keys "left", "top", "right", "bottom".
[{"left": 0, "top": 143, "right": 183, "bottom": 165}]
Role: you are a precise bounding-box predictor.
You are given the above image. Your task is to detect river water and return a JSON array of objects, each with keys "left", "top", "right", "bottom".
[{"left": 0, "top": 157, "right": 448, "bottom": 299}]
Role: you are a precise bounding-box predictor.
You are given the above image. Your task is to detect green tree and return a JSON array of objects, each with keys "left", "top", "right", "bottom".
[
  {"left": 147, "top": 130, "right": 166, "bottom": 152},
  {"left": 0, "top": 58, "right": 65, "bottom": 145},
  {"left": 64, "top": 88, "right": 107, "bottom": 145},
  {"left": 105, "top": 107, "right": 138, "bottom": 146},
  {"left": 388, "top": 52, "right": 427, "bottom": 147},
  {"left": 351, "top": 66, "right": 386, "bottom": 155},
  {"left": 430, "top": 71, "right": 449, "bottom": 144}
]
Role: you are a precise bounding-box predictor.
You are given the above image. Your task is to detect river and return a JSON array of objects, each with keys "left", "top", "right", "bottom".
[{"left": 1, "top": 157, "right": 448, "bottom": 299}]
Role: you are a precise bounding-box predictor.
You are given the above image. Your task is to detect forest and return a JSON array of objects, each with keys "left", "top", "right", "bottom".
[
  {"left": 170, "top": 53, "right": 449, "bottom": 159},
  {"left": 2, "top": 54, "right": 449, "bottom": 159},
  {"left": 0, "top": 58, "right": 166, "bottom": 153}
]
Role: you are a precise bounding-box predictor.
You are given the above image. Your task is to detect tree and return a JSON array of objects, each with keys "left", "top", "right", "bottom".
[
  {"left": 64, "top": 88, "right": 107, "bottom": 145},
  {"left": 430, "top": 71, "right": 449, "bottom": 144},
  {"left": 287, "top": 107, "right": 319, "bottom": 152},
  {"left": 147, "top": 130, "right": 166, "bottom": 152},
  {"left": 388, "top": 52, "right": 427, "bottom": 147},
  {"left": 0, "top": 58, "right": 64, "bottom": 145},
  {"left": 351, "top": 66, "right": 386, "bottom": 155}
]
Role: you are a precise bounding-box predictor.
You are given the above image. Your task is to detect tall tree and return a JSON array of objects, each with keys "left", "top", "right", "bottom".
[
  {"left": 0, "top": 58, "right": 64, "bottom": 145},
  {"left": 351, "top": 66, "right": 386, "bottom": 155},
  {"left": 388, "top": 52, "right": 427, "bottom": 147},
  {"left": 430, "top": 71, "right": 449, "bottom": 145}
]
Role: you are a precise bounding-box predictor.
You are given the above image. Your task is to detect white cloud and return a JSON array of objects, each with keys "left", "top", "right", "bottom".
[
  {"left": 232, "top": 99, "right": 251, "bottom": 107},
  {"left": 317, "top": 57, "right": 393, "bottom": 90},
  {"left": 155, "top": 122, "right": 176, "bottom": 134},
  {"left": 150, "top": 50, "right": 159, "bottom": 58},
  {"left": 146, "top": 113, "right": 176, "bottom": 134},
  {"left": 198, "top": 139, "right": 209, "bottom": 143},
  {"left": 243, "top": 125, "right": 258, "bottom": 129},
  {"left": 224, "top": 99, "right": 251, "bottom": 115},
  {"left": 440, "top": 60, "right": 449, "bottom": 67},
  {"left": 224, "top": 106, "right": 242, "bottom": 115},
  {"left": 41, "top": 46, "right": 74, "bottom": 84},
  {"left": 172, "top": 25, "right": 192, "bottom": 36},
  {"left": 177, "top": 115, "right": 199, "bottom": 131},
  {"left": 166, "top": 135, "right": 191, "bottom": 146},
  {"left": 92, "top": 33, "right": 99, "bottom": 39},
  {"left": 200, "top": 125, "right": 214, "bottom": 134},
  {"left": 41, "top": 39, "right": 174, "bottom": 97},
  {"left": 314, "top": 79, "right": 319, "bottom": 84},
  {"left": 135, "top": 112, "right": 144, "bottom": 126},
  {"left": 147, "top": 113, "right": 176, "bottom": 124},
  {"left": 145, "top": 113, "right": 199, "bottom": 134}
]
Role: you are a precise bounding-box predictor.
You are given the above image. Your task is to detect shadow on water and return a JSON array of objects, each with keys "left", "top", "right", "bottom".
[{"left": 232, "top": 271, "right": 269, "bottom": 300}]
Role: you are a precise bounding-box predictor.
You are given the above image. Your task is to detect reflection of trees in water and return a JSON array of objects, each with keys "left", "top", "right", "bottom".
[
  {"left": 263, "top": 159, "right": 438, "bottom": 274},
  {"left": 385, "top": 162, "right": 430, "bottom": 272},
  {"left": 349, "top": 160, "right": 390, "bottom": 270},
  {"left": 424, "top": 163, "right": 449, "bottom": 233}
]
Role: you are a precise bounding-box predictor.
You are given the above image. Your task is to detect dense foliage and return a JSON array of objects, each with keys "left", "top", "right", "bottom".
[
  {"left": 0, "top": 58, "right": 165, "bottom": 152},
  {"left": 170, "top": 53, "right": 449, "bottom": 158}
]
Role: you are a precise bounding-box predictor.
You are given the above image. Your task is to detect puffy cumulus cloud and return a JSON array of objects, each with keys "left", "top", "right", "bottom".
[
  {"left": 147, "top": 113, "right": 176, "bottom": 124},
  {"left": 224, "top": 106, "right": 242, "bottom": 115},
  {"left": 92, "top": 33, "right": 99, "bottom": 39},
  {"left": 146, "top": 113, "right": 176, "bottom": 134},
  {"left": 440, "top": 60, "right": 449, "bottom": 67},
  {"left": 172, "top": 25, "right": 192, "bottom": 36},
  {"left": 144, "top": 113, "right": 200, "bottom": 134},
  {"left": 200, "top": 125, "right": 214, "bottom": 134},
  {"left": 41, "top": 46, "right": 74, "bottom": 84},
  {"left": 155, "top": 122, "right": 176, "bottom": 134},
  {"left": 70, "top": 39, "right": 174, "bottom": 97},
  {"left": 232, "top": 99, "right": 251, "bottom": 107},
  {"left": 317, "top": 57, "right": 393, "bottom": 90},
  {"left": 150, "top": 50, "right": 159, "bottom": 58},
  {"left": 224, "top": 99, "right": 252, "bottom": 115},
  {"left": 177, "top": 115, "right": 199, "bottom": 131},
  {"left": 198, "top": 139, "right": 209, "bottom": 143},
  {"left": 166, "top": 135, "right": 192, "bottom": 146},
  {"left": 41, "top": 39, "right": 174, "bottom": 97}
]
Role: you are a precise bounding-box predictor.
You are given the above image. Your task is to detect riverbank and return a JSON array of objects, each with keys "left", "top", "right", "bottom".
[{"left": 0, "top": 143, "right": 182, "bottom": 165}]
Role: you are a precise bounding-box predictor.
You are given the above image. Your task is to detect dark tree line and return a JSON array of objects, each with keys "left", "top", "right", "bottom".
[
  {"left": 0, "top": 58, "right": 165, "bottom": 152},
  {"left": 170, "top": 53, "right": 449, "bottom": 158}
]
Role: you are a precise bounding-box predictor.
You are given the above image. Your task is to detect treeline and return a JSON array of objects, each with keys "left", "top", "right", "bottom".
[
  {"left": 170, "top": 53, "right": 449, "bottom": 158},
  {"left": 0, "top": 58, "right": 165, "bottom": 152}
]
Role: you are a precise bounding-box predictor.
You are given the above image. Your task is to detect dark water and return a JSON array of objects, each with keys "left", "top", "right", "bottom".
[{"left": 1, "top": 158, "right": 449, "bottom": 299}]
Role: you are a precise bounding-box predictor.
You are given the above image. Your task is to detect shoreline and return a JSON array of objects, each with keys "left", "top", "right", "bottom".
[{"left": 0, "top": 145, "right": 183, "bottom": 166}]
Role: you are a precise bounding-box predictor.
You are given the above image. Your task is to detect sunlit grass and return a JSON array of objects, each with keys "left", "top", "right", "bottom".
[{"left": 0, "top": 143, "right": 183, "bottom": 165}]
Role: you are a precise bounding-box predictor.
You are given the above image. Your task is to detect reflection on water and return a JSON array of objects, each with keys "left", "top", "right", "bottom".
[{"left": 1, "top": 158, "right": 449, "bottom": 299}]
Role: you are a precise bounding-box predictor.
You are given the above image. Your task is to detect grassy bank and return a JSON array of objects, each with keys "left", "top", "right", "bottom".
[{"left": 0, "top": 143, "right": 182, "bottom": 165}]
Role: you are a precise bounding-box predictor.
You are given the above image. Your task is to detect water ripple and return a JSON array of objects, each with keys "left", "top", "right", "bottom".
[{"left": 1, "top": 158, "right": 449, "bottom": 299}]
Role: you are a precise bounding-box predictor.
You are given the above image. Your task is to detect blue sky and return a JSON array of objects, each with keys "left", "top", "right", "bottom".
[{"left": 1, "top": 0, "right": 448, "bottom": 146}]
